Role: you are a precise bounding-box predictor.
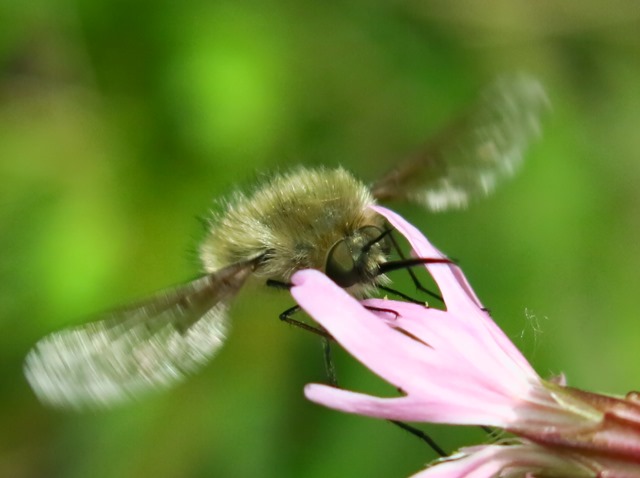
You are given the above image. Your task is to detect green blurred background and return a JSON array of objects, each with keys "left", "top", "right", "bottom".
[{"left": 2, "top": 1, "right": 640, "bottom": 477}]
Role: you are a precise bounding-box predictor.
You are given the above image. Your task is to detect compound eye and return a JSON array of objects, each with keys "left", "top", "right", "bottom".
[{"left": 325, "top": 239, "right": 359, "bottom": 288}]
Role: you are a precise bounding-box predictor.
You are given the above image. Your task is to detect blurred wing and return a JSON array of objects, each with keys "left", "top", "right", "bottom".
[
  {"left": 24, "top": 261, "right": 255, "bottom": 410},
  {"left": 371, "top": 74, "right": 549, "bottom": 211}
]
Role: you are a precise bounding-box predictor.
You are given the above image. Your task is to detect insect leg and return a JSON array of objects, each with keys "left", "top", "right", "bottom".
[
  {"left": 383, "top": 231, "right": 448, "bottom": 303},
  {"left": 268, "top": 280, "right": 330, "bottom": 338},
  {"left": 269, "top": 281, "right": 445, "bottom": 454},
  {"left": 266, "top": 281, "right": 331, "bottom": 336},
  {"left": 267, "top": 279, "right": 338, "bottom": 381},
  {"left": 279, "top": 305, "right": 338, "bottom": 386},
  {"left": 266, "top": 278, "right": 292, "bottom": 290},
  {"left": 321, "top": 338, "right": 338, "bottom": 387},
  {"left": 277, "top": 304, "right": 332, "bottom": 340},
  {"left": 388, "top": 420, "right": 447, "bottom": 457}
]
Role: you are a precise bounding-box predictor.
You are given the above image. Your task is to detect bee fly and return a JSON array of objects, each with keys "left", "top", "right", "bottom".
[{"left": 24, "top": 74, "right": 548, "bottom": 409}]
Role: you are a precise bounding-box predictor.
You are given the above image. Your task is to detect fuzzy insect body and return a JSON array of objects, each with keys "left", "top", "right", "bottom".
[{"left": 24, "top": 75, "right": 548, "bottom": 409}]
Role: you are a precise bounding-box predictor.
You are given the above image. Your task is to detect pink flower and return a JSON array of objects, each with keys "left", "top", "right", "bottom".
[
  {"left": 290, "top": 206, "right": 640, "bottom": 478},
  {"left": 410, "top": 443, "right": 595, "bottom": 478}
]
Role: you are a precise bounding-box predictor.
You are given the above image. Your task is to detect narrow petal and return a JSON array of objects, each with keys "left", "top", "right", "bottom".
[
  {"left": 304, "top": 384, "right": 430, "bottom": 422},
  {"left": 294, "top": 271, "right": 535, "bottom": 426},
  {"left": 364, "top": 298, "right": 538, "bottom": 396},
  {"left": 410, "top": 444, "right": 594, "bottom": 478},
  {"left": 370, "top": 205, "right": 538, "bottom": 380},
  {"left": 294, "top": 209, "right": 544, "bottom": 428},
  {"left": 291, "top": 270, "right": 439, "bottom": 390},
  {"left": 305, "top": 383, "right": 526, "bottom": 426},
  {"left": 371, "top": 205, "right": 483, "bottom": 315},
  {"left": 296, "top": 207, "right": 629, "bottom": 478}
]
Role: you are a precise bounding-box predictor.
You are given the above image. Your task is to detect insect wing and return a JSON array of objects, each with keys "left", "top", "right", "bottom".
[
  {"left": 371, "top": 74, "right": 549, "bottom": 211},
  {"left": 24, "top": 261, "right": 254, "bottom": 410}
]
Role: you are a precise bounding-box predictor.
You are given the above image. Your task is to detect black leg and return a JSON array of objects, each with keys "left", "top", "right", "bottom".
[
  {"left": 278, "top": 304, "right": 332, "bottom": 340},
  {"left": 377, "top": 232, "right": 449, "bottom": 455},
  {"left": 385, "top": 231, "right": 446, "bottom": 303},
  {"left": 481, "top": 425, "right": 497, "bottom": 436},
  {"left": 268, "top": 280, "right": 445, "bottom": 457},
  {"left": 322, "top": 338, "right": 338, "bottom": 387},
  {"left": 388, "top": 420, "right": 447, "bottom": 457},
  {"left": 278, "top": 302, "right": 339, "bottom": 385},
  {"left": 266, "top": 278, "right": 292, "bottom": 290},
  {"left": 269, "top": 280, "right": 337, "bottom": 380}
]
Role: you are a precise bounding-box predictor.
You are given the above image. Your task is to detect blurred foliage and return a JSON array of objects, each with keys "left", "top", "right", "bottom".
[{"left": 1, "top": 0, "right": 640, "bottom": 477}]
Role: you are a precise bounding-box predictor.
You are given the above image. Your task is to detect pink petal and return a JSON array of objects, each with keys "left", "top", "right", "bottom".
[
  {"left": 293, "top": 209, "right": 542, "bottom": 428},
  {"left": 304, "top": 384, "right": 431, "bottom": 422},
  {"left": 291, "top": 270, "right": 441, "bottom": 390},
  {"left": 305, "top": 384, "right": 523, "bottom": 426},
  {"left": 293, "top": 271, "right": 532, "bottom": 427},
  {"left": 363, "top": 298, "right": 537, "bottom": 397},
  {"left": 370, "top": 205, "right": 483, "bottom": 315},
  {"left": 370, "top": 206, "right": 538, "bottom": 380},
  {"left": 410, "top": 444, "right": 589, "bottom": 478}
]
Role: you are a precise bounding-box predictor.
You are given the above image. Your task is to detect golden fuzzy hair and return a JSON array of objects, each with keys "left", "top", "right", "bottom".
[{"left": 199, "top": 167, "right": 384, "bottom": 283}]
